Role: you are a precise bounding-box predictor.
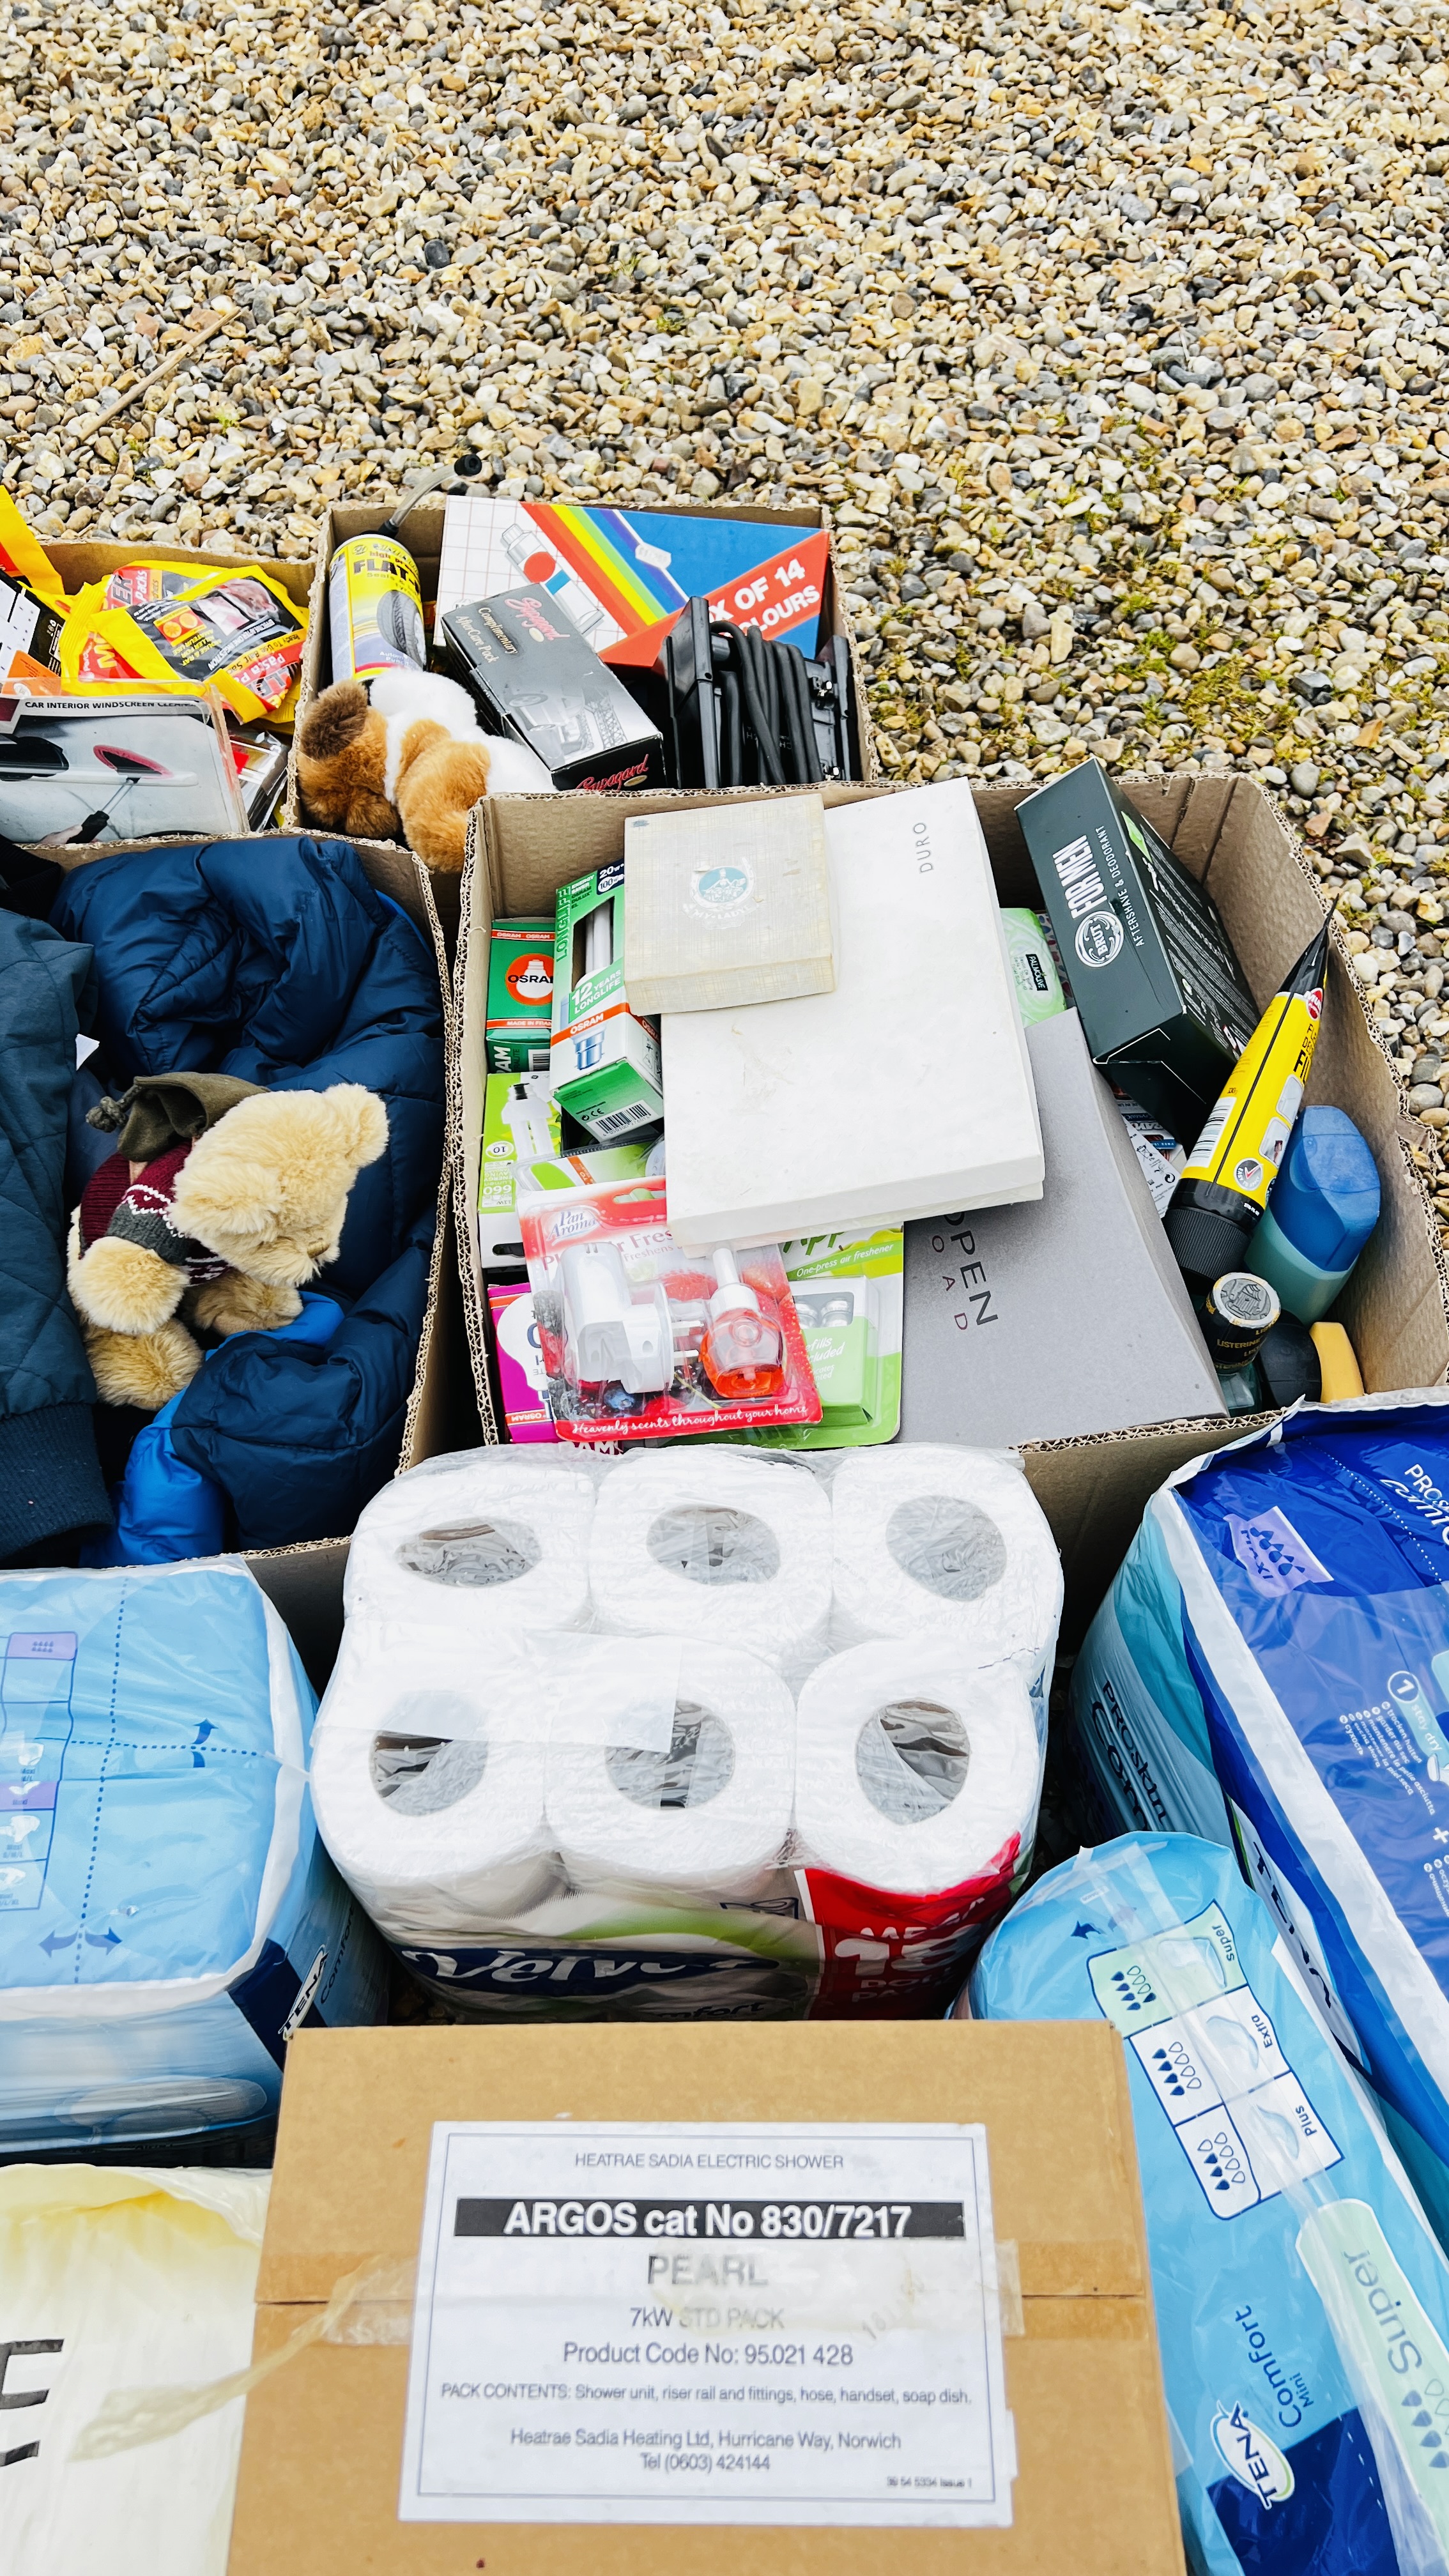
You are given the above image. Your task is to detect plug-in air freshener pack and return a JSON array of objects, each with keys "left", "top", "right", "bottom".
[
  {"left": 1070, "top": 1392, "right": 1449, "bottom": 2251},
  {"left": 973, "top": 1830, "right": 1449, "bottom": 2576},
  {"left": 1019, "top": 758, "right": 1260, "bottom": 1138},
  {"left": 0, "top": 1561, "right": 385, "bottom": 2153},
  {"left": 519, "top": 1176, "right": 820, "bottom": 1443},
  {"left": 551, "top": 861, "right": 665, "bottom": 1140}
]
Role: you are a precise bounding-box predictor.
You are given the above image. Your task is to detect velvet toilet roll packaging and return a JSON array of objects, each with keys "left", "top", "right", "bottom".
[
  {"left": 793, "top": 1641, "right": 1042, "bottom": 2015},
  {"left": 312, "top": 1444, "right": 1059, "bottom": 2018}
]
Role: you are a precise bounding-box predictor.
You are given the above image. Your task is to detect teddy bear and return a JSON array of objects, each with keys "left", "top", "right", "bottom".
[
  {"left": 68, "top": 1073, "right": 390, "bottom": 1410},
  {"left": 296, "top": 666, "right": 554, "bottom": 871}
]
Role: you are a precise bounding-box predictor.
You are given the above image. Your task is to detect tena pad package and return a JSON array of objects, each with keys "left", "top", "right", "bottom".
[
  {"left": 1069, "top": 1392, "right": 1449, "bottom": 2250},
  {"left": 972, "top": 1832, "right": 1449, "bottom": 2576},
  {"left": 0, "top": 1561, "right": 385, "bottom": 2154}
]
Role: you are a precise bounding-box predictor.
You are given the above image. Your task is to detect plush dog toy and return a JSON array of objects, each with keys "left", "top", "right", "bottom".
[
  {"left": 296, "top": 667, "right": 554, "bottom": 871},
  {"left": 68, "top": 1073, "right": 390, "bottom": 1409}
]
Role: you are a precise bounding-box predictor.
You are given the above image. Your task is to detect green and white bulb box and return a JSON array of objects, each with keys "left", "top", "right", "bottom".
[
  {"left": 485, "top": 917, "right": 555, "bottom": 1073},
  {"left": 622, "top": 792, "right": 835, "bottom": 1016},
  {"left": 551, "top": 861, "right": 665, "bottom": 1142},
  {"left": 478, "top": 1068, "right": 651, "bottom": 1269},
  {"left": 477, "top": 1071, "right": 562, "bottom": 1268},
  {"left": 1018, "top": 758, "right": 1259, "bottom": 1139}
]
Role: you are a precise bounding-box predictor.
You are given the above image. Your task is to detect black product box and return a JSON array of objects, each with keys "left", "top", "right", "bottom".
[
  {"left": 440, "top": 585, "right": 664, "bottom": 793},
  {"left": 1017, "top": 758, "right": 1259, "bottom": 1141}
]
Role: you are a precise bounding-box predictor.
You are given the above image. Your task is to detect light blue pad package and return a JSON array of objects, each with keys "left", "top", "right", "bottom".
[
  {"left": 972, "top": 1832, "right": 1449, "bottom": 2576},
  {"left": 0, "top": 1561, "right": 386, "bottom": 2153},
  {"left": 1069, "top": 1392, "right": 1449, "bottom": 2253}
]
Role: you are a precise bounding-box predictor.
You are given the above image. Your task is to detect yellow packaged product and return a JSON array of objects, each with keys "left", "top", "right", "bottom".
[{"left": 60, "top": 560, "right": 309, "bottom": 721}]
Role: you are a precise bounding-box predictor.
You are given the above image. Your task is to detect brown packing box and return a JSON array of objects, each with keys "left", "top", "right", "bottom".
[
  {"left": 284, "top": 496, "right": 877, "bottom": 901},
  {"left": 450, "top": 772, "right": 1449, "bottom": 1643},
  {"left": 41, "top": 832, "right": 475, "bottom": 1689},
  {"left": 227, "top": 2021, "right": 1184, "bottom": 2576}
]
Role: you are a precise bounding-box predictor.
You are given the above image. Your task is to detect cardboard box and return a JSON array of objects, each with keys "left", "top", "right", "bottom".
[
  {"left": 1018, "top": 762, "right": 1261, "bottom": 1140},
  {"left": 900, "top": 1009, "right": 1227, "bottom": 1447},
  {"left": 486, "top": 917, "right": 556, "bottom": 1072},
  {"left": 477, "top": 1070, "right": 562, "bottom": 1268},
  {"left": 441, "top": 586, "right": 664, "bottom": 793},
  {"left": 622, "top": 794, "right": 836, "bottom": 1017},
  {"left": 660, "top": 785, "right": 1043, "bottom": 1251},
  {"left": 551, "top": 862, "right": 665, "bottom": 1138},
  {"left": 448, "top": 775, "right": 1449, "bottom": 1648},
  {"left": 286, "top": 499, "right": 877, "bottom": 896},
  {"left": 33, "top": 831, "right": 475, "bottom": 1692},
  {"left": 227, "top": 2021, "right": 1184, "bottom": 2576}
]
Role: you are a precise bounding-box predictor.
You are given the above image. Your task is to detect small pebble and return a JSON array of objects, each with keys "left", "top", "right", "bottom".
[{"left": 2, "top": 0, "right": 1448, "bottom": 1227}]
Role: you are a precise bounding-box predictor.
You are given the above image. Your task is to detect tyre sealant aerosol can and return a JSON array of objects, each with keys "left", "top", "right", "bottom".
[{"left": 327, "top": 534, "right": 427, "bottom": 682}]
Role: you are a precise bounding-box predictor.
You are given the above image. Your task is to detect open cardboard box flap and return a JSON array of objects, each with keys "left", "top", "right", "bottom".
[
  {"left": 448, "top": 770, "right": 1449, "bottom": 1641},
  {"left": 229, "top": 2022, "right": 1184, "bottom": 2576}
]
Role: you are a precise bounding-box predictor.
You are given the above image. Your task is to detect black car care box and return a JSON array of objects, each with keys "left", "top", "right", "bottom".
[
  {"left": 1017, "top": 758, "right": 1259, "bottom": 1142},
  {"left": 440, "top": 583, "right": 664, "bottom": 793}
]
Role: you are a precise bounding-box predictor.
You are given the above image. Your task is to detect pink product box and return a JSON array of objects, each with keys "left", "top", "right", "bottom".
[{"left": 486, "top": 1281, "right": 558, "bottom": 1443}]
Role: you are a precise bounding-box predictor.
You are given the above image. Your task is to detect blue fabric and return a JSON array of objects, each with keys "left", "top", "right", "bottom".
[
  {"left": 172, "top": 1220, "right": 433, "bottom": 1547},
  {"left": 0, "top": 911, "right": 111, "bottom": 1554},
  {"left": 49, "top": 836, "right": 443, "bottom": 1297},
  {"left": 86, "top": 1295, "right": 346, "bottom": 1566}
]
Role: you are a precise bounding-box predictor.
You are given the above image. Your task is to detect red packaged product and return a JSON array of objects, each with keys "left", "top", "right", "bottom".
[{"left": 518, "top": 1177, "right": 820, "bottom": 1444}]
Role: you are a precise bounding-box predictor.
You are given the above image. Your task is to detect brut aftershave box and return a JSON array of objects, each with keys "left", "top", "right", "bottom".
[
  {"left": 440, "top": 583, "right": 663, "bottom": 792},
  {"left": 1018, "top": 758, "right": 1259, "bottom": 1139}
]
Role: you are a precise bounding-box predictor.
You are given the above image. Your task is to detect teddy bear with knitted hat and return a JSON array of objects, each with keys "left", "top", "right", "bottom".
[{"left": 69, "top": 1071, "right": 389, "bottom": 1409}]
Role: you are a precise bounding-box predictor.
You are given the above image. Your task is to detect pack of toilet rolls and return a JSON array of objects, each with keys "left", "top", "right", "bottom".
[{"left": 310, "top": 1442, "right": 1064, "bottom": 2018}]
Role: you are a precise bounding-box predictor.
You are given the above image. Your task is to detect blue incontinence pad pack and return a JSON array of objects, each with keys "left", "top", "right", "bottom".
[
  {"left": 974, "top": 1832, "right": 1449, "bottom": 2576},
  {"left": 1070, "top": 1394, "right": 1449, "bottom": 2246},
  {"left": 0, "top": 1560, "right": 385, "bottom": 2152}
]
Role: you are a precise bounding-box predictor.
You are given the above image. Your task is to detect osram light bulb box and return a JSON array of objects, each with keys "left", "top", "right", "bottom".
[
  {"left": 486, "top": 918, "right": 556, "bottom": 1073},
  {"left": 662, "top": 783, "right": 1045, "bottom": 1252},
  {"left": 622, "top": 793, "right": 835, "bottom": 1016},
  {"left": 1017, "top": 758, "right": 1259, "bottom": 1140},
  {"left": 552, "top": 861, "right": 666, "bottom": 1141},
  {"left": 226, "top": 2021, "right": 1183, "bottom": 2576}
]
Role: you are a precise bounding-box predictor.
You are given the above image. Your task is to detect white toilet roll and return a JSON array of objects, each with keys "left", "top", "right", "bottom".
[
  {"left": 588, "top": 1450, "right": 832, "bottom": 1676},
  {"left": 545, "top": 1640, "right": 797, "bottom": 1903},
  {"left": 829, "top": 1446, "right": 1063, "bottom": 1698},
  {"left": 342, "top": 1451, "right": 595, "bottom": 1636},
  {"left": 310, "top": 1664, "right": 560, "bottom": 1940},
  {"left": 793, "top": 1642, "right": 1040, "bottom": 1895}
]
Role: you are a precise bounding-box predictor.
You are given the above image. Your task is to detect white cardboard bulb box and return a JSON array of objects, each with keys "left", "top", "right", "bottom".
[{"left": 661, "top": 782, "right": 1045, "bottom": 1252}]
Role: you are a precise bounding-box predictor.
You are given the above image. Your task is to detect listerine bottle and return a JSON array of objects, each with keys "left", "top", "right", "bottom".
[{"left": 0, "top": 1630, "right": 77, "bottom": 1912}]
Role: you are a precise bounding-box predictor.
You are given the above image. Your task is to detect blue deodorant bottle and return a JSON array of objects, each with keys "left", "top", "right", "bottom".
[{"left": 1248, "top": 1104, "right": 1381, "bottom": 1323}]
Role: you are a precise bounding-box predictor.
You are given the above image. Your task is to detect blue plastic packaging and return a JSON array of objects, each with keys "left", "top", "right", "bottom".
[
  {"left": 1072, "top": 1393, "right": 1449, "bottom": 2257},
  {"left": 1249, "top": 1107, "right": 1381, "bottom": 1325},
  {"left": 0, "top": 1560, "right": 386, "bottom": 2152},
  {"left": 973, "top": 1832, "right": 1449, "bottom": 2576}
]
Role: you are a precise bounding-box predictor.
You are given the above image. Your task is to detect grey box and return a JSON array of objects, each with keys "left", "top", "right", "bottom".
[{"left": 901, "top": 1008, "right": 1227, "bottom": 1445}]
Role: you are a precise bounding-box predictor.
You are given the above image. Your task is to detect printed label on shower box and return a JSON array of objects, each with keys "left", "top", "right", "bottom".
[{"left": 399, "top": 2120, "right": 1015, "bottom": 2527}]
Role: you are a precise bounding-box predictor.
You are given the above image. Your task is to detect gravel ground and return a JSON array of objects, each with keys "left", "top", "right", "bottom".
[{"left": 4, "top": 0, "right": 1449, "bottom": 1224}]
